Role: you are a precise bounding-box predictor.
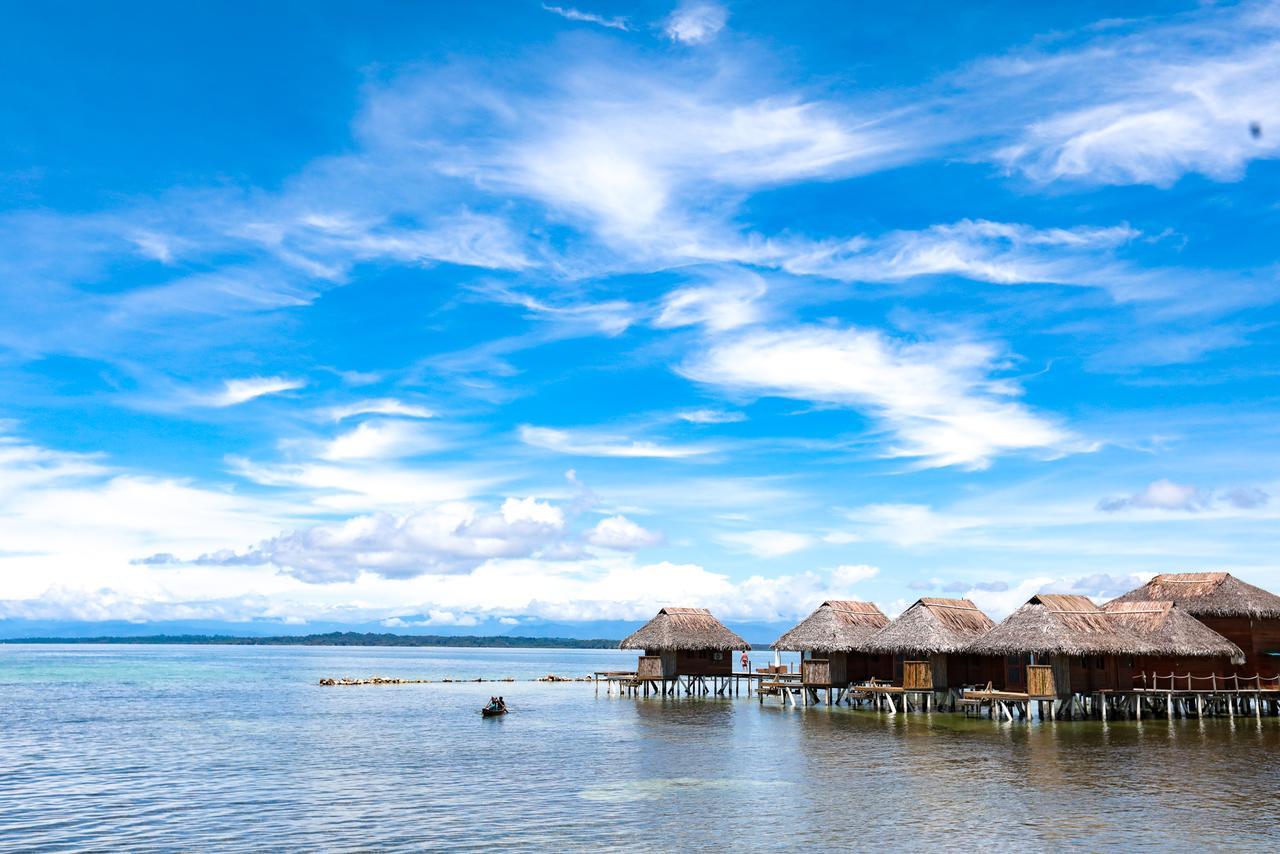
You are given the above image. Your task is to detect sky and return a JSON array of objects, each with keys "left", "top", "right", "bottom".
[{"left": 2, "top": 0, "right": 1279, "bottom": 636}]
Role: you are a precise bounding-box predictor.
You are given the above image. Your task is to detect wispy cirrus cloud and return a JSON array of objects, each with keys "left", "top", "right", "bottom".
[
  {"left": 681, "top": 325, "right": 1086, "bottom": 469},
  {"left": 542, "top": 4, "right": 630, "bottom": 31},
  {"left": 982, "top": 2, "right": 1280, "bottom": 187},
  {"left": 325, "top": 398, "right": 435, "bottom": 421},
  {"left": 840, "top": 503, "right": 989, "bottom": 547},
  {"left": 477, "top": 284, "right": 639, "bottom": 335},
  {"left": 769, "top": 220, "right": 1139, "bottom": 289},
  {"left": 197, "top": 376, "right": 305, "bottom": 408},
  {"left": 654, "top": 270, "right": 769, "bottom": 331},
  {"left": 1098, "top": 479, "right": 1270, "bottom": 513},
  {"left": 518, "top": 425, "right": 715, "bottom": 459},
  {"left": 676, "top": 408, "right": 746, "bottom": 424},
  {"left": 421, "top": 64, "right": 912, "bottom": 252},
  {"left": 718, "top": 528, "right": 814, "bottom": 558}
]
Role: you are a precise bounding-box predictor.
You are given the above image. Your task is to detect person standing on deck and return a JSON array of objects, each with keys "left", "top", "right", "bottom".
[{"left": 740, "top": 649, "right": 749, "bottom": 671}]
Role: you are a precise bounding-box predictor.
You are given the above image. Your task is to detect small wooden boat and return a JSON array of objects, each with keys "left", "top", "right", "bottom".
[{"left": 481, "top": 704, "right": 507, "bottom": 717}]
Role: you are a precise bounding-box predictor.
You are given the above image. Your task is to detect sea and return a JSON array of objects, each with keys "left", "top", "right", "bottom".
[{"left": 2, "top": 644, "right": 1278, "bottom": 851}]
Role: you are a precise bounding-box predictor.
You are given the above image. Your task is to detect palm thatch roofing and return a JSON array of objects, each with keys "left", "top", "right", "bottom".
[
  {"left": 771, "top": 600, "right": 889, "bottom": 652},
  {"left": 619, "top": 607, "right": 748, "bottom": 651},
  {"left": 966, "top": 593, "right": 1158, "bottom": 657},
  {"left": 1107, "top": 572, "right": 1280, "bottom": 619},
  {"left": 1103, "top": 601, "right": 1245, "bottom": 663},
  {"left": 867, "top": 598, "right": 995, "bottom": 655}
]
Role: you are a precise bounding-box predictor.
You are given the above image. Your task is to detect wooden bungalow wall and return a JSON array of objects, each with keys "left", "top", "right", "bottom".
[
  {"left": 940, "top": 654, "right": 1004, "bottom": 689},
  {"left": 854, "top": 653, "right": 895, "bottom": 683},
  {"left": 798, "top": 650, "right": 870, "bottom": 686},
  {"left": 970, "top": 654, "right": 1132, "bottom": 694},
  {"left": 1195, "top": 616, "right": 1280, "bottom": 677},
  {"left": 670, "top": 648, "right": 732, "bottom": 676}
]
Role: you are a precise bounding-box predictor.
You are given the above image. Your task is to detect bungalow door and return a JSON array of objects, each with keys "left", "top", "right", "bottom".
[{"left": 1005, "top": 654, "right": 1028, "bottom": 691}]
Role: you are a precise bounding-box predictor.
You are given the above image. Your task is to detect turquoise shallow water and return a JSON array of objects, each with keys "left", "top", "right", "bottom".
[{"left": 2, "top": 645, "right": 1279, "bottom": 851}]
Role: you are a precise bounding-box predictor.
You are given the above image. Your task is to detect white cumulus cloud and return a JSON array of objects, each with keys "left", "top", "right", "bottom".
[
  {"left": 319, "top": 420, "right": 441, "bottom": 461},
  {"left": 587, "top": 515, "right": 662, "bottom": 550},
  {"left": 665, "top": 1, "right": 728, "bottom": 44},
  {"left": 189, "top": 498, "right": 575, "bottom": 584}
]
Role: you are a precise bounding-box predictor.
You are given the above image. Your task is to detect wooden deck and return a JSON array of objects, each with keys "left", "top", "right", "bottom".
[
  {"left": 596, "top": 668, "right": 1280, "bottom": 721},
  {"left": 594, "top": 670, "right": 778, "bottom": 697}
]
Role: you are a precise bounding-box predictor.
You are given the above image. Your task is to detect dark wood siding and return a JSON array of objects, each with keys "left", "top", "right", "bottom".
[
  {"left": 955, "top": 654, "right": 1007, "bottom": 690},
  {"left": 1186, "top": 616, "right": 1280, "bottom": 678},
  {"left": 673, "top": 648, "right": 732, "bottom": 675},
  {"left": 846, "top": 653, "right": 894, "bottom": 683}
]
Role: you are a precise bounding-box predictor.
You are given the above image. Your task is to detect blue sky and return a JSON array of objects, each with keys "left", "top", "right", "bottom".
[{"left": 2, "top": 0, "right": 1279, "bottom": 634}]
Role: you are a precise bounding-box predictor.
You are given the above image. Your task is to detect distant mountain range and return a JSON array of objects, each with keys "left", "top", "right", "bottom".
[
  {"left": 3, "top": 631, "right": 620, "bottom": 649},
  {"left": 0, "top": 617, "right": 790, "bottom": 646}
]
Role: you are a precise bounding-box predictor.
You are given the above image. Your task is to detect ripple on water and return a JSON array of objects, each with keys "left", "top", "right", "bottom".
[
  {"left": 579, "top": 777, "right": 792, "bottom": 803},
  {"left": 2, "top": 645, "right": 1279, "bottom": 851}
]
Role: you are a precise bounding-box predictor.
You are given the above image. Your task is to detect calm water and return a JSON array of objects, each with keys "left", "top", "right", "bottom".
[{"left": 2, "top": 645, "right": 1279, "bottom": 851}]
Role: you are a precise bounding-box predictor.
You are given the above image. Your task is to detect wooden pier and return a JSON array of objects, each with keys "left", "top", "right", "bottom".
[
  {"left": 614, "top": 668, "right": 1280, "bottom": 723},
  {"left": 594, "top": 669, "right": 774, "bottom": 697}
]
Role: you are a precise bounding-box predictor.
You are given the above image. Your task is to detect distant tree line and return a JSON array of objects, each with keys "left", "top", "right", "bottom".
[{"left": 3, "top": 632, "right": 621, "bottom": 648}]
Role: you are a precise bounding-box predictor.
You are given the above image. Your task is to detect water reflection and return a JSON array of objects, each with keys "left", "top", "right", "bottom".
[{"left": 1, "top": 646, "right": 1277, "bottom": 849}]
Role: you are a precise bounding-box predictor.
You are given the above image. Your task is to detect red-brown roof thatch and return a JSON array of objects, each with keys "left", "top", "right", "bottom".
[
  {"left": 966, "top": 593, "right": 1157, "bottom": 657},
  {"left": 1107, "top": 572, "right": 1280, "bottom": 619},
  {"left": 1102, "top": 600, "right": 1245, "bottom": 663},
  {"left": 771, "top": 600, "right": 889, "bottom": 652},
  {"left": 867, "top": 598, "right": 995, "bottom": 655},
  {"left": 619, "top": 607, "right": 747, "bottom": 651}
]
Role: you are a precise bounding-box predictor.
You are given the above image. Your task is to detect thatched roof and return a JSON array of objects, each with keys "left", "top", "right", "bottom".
[
  {"left": 1103, "top": 601, "right": 1245, "bottom": 663},
  {"left": 966, "top": 593, "right": 1157, "bottom": 657},
  {"left": 619, "top": 607, "right": 747, "bottom": 651},
  {"left": 771, "top": 600, "right": 889, "bottom": 652},
  {"left": 867, "top": 598, "right": 995, "bottom": 655},
  {"left": 1107, "top": 572, "right": 1280, "bottom": 619}
]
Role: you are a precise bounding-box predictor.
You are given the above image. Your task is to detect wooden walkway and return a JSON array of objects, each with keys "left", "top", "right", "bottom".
[
  {"left": 594, "top": 670, "right": 776, "bottom": 697},
  {"left": 597, "top": 668, "right": 1280, "bottom": 721}
]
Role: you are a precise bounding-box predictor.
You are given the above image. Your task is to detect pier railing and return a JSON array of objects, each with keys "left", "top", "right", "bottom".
[{"left": 1134, "top": 672, "right": 1280, "bottom": 692}]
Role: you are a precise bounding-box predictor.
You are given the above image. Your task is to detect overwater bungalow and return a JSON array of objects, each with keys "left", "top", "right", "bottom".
[
  {"left": 963, "top": 593, "right": 1154, "bottom": 699},
  {"left": 1106, "top": 572, "right": 1280, "bottom": 678},
  {"left": 619, "top": 607, "right": 747, "bottom": 695},
  {"left": 1103, "top": 600, "right": 1245, "bottom": 688},
  {"left": 866, "top": 597, "right": 996, "bottom": 705},
  {"left": 772, "top": 600, "right": 891, "bottom": 689}
]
